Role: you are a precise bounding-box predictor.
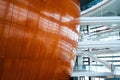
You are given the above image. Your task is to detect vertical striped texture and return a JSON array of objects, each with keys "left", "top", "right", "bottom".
[{"left": 0, "top": 0, "right": 80, "bottom": 80}]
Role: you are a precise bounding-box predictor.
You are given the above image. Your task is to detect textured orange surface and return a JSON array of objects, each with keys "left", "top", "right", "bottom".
[{"left": 0, "top": 0, "right": 80, "bottom": 80}]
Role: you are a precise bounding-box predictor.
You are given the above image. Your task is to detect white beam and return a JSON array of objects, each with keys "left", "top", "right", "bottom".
[
  {"left": 78, "top": 40, "right": 120, "bottom": 48},
  {"left": 77, "top": 50, "right": 120, "bottom": 55},
  {"left": 82, "top": 52, "right": 114, "bottom": 71},
  {"left": 72, "top": 71, "right": 113, "bottom": 77},
  {"left": 74, "top": 17, "right": 120, "bottom": 25}
]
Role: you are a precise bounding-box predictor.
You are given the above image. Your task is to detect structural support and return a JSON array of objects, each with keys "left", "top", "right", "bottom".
[
  {"left": 74, "top": 17, "right": 120, "bottom": 25},
  {"left": 78, "top": 40, "right": 120, "bottom": 48},
  {"left": 81, "top": 52, "right": 114, "bottom": 71},
  {"left": 72, "top": 71, "right": 113, "bottom": 77}
]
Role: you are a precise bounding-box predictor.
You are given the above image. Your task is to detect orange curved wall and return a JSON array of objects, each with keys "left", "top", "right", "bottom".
[{"left": 0, "top": 0, "right": 80, "bottom": 80}]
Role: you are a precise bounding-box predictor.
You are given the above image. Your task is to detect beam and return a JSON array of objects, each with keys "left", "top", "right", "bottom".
[
  {"left": 77, "top": 50, "right": 120, "bottom": 55},
  {"left": 74, "top": 17, "right": 120, "bottom": 25},
  {"left": 78, "top": 40, "right": 120, "bottom": 48},
  {"left": 81, "top": 52, "right": 114, "bottom": 71},
  {"left": 72, "top": 71, "right": 113, "bottom": 77}
]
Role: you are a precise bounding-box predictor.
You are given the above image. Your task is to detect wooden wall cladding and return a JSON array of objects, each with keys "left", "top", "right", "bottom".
[{"left": 0, "top": 0, "right": 80, "bottom": 80}]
